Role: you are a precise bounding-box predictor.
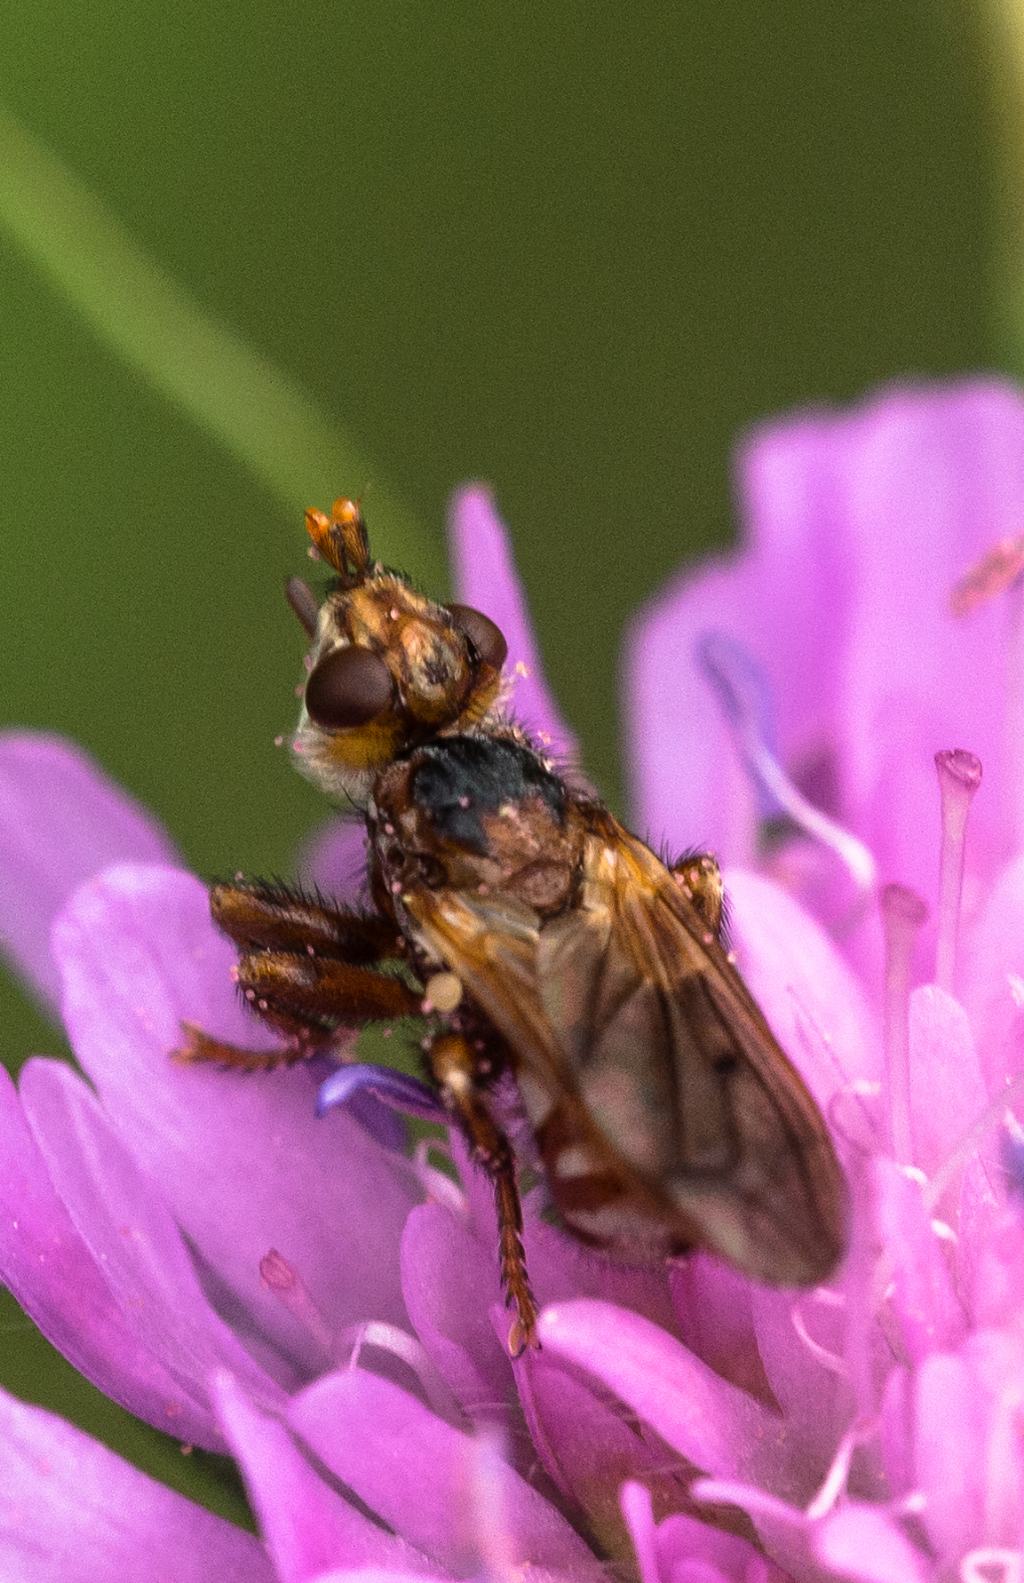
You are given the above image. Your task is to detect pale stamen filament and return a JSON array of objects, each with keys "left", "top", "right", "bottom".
[
  {"left": 880, "top": 883, "right": 928, "bottom": 1165},
  {"left": 698, "top": 631, "right": 876, "bottom": 894},
  {"left": 337, "top": 1319, "right": 463, "bottom": 1423},
  {"left": 934, "top": 749, "right": 983, "bottom": 994},
  {"left": 790, "top": 1297, "right": 848, "bottom": 1378},
  {"left": 804, "top": 1417, "right": 875, "bottom": 1521}
]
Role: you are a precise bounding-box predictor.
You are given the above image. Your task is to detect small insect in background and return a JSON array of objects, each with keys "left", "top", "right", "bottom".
[{"left": 177, "top": 497, "right": 847, "bottom": 1351}]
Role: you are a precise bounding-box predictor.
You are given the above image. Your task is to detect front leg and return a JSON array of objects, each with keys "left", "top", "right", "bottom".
[
  {"left": 428, "top": 1030, "right": 539, "bottom": 1355},
  {"left": 175, "top": 880, "right": 419, "bottom": 1071},
  {"left": 210, "top": 879, "right": 401, "bottom": 961}
]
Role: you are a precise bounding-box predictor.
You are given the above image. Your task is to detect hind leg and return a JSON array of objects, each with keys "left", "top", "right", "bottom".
[
  {"left": 428, "top": 1030, "right": 538, "bottom": 1354},
  {"left": 671, "top": 851, "right": 725, "bottom": 937}
]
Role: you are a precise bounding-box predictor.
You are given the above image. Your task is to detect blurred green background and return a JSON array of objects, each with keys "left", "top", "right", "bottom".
[{"left": 0, "top": 0, "right": 1003, "bottom": 1521}]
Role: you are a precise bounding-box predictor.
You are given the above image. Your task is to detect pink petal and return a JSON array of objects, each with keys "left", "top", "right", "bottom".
[
  {"left": 878, "top": 1363, "right": 913, "bottom": 1498},
  {"left": 307, "top": 1571, "right": 570, "bottom": 1583},
  {"left": 305, "top": 1573, "right": 453, "bottom": 1583},
  {"left": 625, "top": 410, "right": 857, "bottom": 862},
  {"left": 290, "top": 1370, "right": 598, "bottom": 1577},
  {"left": 967, "top": 1206, "right": 1024, "bottom": 1331},
  {"left": 619, "top": 1482, "right": 660, "bottom": 1583},
  {"left": 400, "top": 1203, "right": 514, "bottom": 1425},
  {"left": 620, "top": 1485, "right": 772, "bottom": 1583},
  {"left": 297, "top": 817, "right": 369, "bottom": 902},
  {"left": 960, "top": 1328, "right": 1024, "bottom": 1546},
  {"left": 749, "top": 1285, "right": 846, "bottom": 1464},
  {"left": 0, "top": 733, "right": 177, "bottom": 1009},
  {"left": 628, "top": 381, "right": 1024, "bottom": 889},
  {"left": 741, "top": 382, "right": 1024, "bottom": 894},
  {"left": 686, "top": 1480, "right": 812, "bottom": 1580},
  {"left": 669, "top": 1255, "right": 765, "bottom": 1399},
  {"left": 215, "top": 1372, "right": 430, "bottom": 1583},
  {"left": 623, "top": 555, "right": 762, "bottom": 863},
  {"left": 20, "top": 1059, "right": 284, "bottom": 1407},
  {"left": 907, "top": 985, "right": 987, "bottom": 1181},
  {"left": 725, "top": 866, "right": 882, "bottom": 1105},
  {"left": 0, "top": 1385, "right": 272, "bottom": 1582},
  {"left": 448, "top": 486, "right": 579, "bottom": 762},
  {"left": 525, "top": 1217, "right": 678, "bottom": 1334},
  {"left": 538, "top": 1300, "right": 804, "bottom": 1502},
  {"left": 52, "top": 864, "right": 422, "bottom": 1375},
  {"left": 0, "top": 1064, "right": 219, "bottom": 1448},
  {"left": 820, "top": 382, "right": 1024, "bottom": 895},
  {"left": 737, "top": 409, "right": 858, "bottom": 743},
  {"left": 512, "top": 1345, "right": 689, "bottom": 1548},
  {"left": 814, "top": 1503, "right": 930, "bottom": 1583},
  {"left": 307, "top": 1570, "right": 576, "bottom": 1583},
  {"left": 963, "top": 851, "right": 1024, "bottom": 1094},
  {"left": 400, "top": 1197, "right": 678, "bottom": 1437},
  {"left": 657, "top": 1510, "right": 775, "bottom": 1583},
  {"left": 873, "top": 1159, "right": 966, "bottom": 1364},
  {"left": 913, "top": 1351, "right": 986, "bottom": 1560}
]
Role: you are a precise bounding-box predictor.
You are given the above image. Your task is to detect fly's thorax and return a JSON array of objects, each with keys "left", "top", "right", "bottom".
[
  {"left": 369, "top": 733, "right": 584, "bottom": 917},
  {"left": 291, "top": 572, "right": 506, "bottom": 806}
]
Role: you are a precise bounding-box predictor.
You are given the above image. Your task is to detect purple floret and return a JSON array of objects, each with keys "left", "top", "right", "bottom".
[{"left": 4, "top": 382, "right": 1024, "bottom": 1580}]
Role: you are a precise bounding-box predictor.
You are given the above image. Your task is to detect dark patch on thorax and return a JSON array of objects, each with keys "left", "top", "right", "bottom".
[{"left": 407, "top": 735, "right": 566, "bottom": 854}]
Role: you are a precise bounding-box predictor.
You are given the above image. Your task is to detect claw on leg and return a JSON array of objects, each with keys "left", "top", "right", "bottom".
[
  {"left": 172, "top": 1021, "right": 319, "bottom": 1072},
  {"left": 494, "top": 1167, "right": 540, "bottom": 1356}
]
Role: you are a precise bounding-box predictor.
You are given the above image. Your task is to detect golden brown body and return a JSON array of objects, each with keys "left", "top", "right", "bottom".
[
  {"left": 373, "top": 732, "right": 845, "bottom": 1287},
  {"left": 179, "top": 498, "right": 847, "bottom": 1350}
]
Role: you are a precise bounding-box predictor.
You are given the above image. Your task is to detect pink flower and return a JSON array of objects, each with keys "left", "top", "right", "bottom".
[{"left": 2, "top": 379, "right": 1024, "bottom": 1581}]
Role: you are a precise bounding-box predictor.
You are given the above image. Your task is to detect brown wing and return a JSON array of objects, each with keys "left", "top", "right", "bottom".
[{"left": 404, "top": 819, "right": 846, "bottom": 1287}]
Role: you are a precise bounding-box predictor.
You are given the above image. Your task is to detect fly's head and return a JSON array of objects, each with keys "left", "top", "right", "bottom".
[{"left": 290, "top": 499, "right": 508, "bottom": 804}]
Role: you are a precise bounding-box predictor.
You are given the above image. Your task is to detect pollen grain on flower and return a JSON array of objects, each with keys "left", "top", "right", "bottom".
[{"left": 950, "top": 536, "right": 1024, "bottom": 617}]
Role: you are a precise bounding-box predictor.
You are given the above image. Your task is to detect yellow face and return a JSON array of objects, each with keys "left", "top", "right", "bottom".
[{"left": 290, "top": 500, "right": 508, "bottom": 804}]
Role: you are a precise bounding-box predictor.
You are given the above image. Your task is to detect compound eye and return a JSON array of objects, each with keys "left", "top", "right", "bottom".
[
  {"left": 446, "top": 604, "right": 508, "bottom": 672},
  {"left": 305, "top": 646, "right": 395, "bottom": 728}
]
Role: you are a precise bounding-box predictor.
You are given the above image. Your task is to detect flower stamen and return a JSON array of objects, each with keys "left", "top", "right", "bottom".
[
  {"left": 880, "top": 883, "right": 928, "bottom": 1164},
  {"left": 790, "top": 1296, "right": 848, "bottom": 1378},
  {"left": 960, "top": 1548, "right": 1023, "bottom": 1583},
  {"left": 259, "top": 1247, "right": 335, "bottom": 1360},
  {"left": 336, "top": 1320, "right": 463, "bottom": 1423},
  {"left": 316, "top": 1061, "right": 444, "bottom": 1120},
  {"left": 698, "top": 631, "right": 876, "bottom": 893},
  {"left": 934, "top": 748, "right": 982, "bottom": 993},
  {"left": 804, "top": 1417, "right": 874, "bottom": 1521}
]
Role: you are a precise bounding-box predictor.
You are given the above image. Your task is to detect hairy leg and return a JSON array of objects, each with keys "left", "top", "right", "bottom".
[
  {"left": 428, "top": 1030, "right": 538, "bottom": 1354},
  {"left": 210, "top": 879, "right": 401, "bottom": 961},
  {"left": 175, "top": 880, "right": 418, "bottom": 1071}
]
